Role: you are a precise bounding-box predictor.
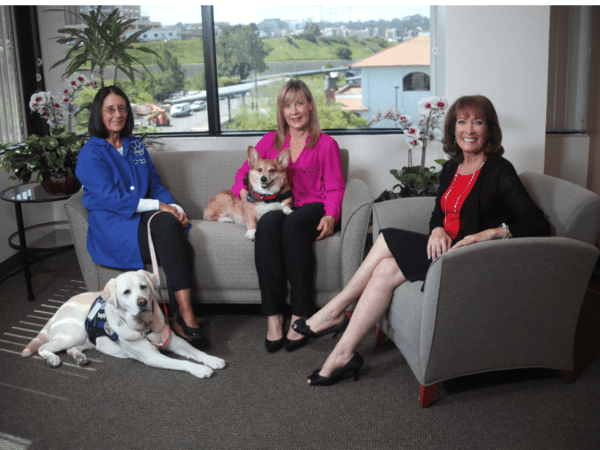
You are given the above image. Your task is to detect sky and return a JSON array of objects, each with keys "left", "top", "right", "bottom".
[{"left": 141, "top": 3, "right": 431, "bottom": 27}]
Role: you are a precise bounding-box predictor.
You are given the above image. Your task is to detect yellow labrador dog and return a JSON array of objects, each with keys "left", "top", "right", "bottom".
[{"left": 22, "top": 270, "right": 225, "bottom": 378}]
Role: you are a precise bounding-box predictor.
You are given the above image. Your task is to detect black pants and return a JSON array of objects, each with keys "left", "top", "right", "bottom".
[
  {"left": 137, "top": 211, "right": 193, "bottom": 315},
  {"left": 255, "top": 202, "right": 325, "bottom": 317}
]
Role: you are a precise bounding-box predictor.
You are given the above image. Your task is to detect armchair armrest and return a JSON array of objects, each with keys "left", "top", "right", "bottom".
[
  {"left": 419, "top": 236, "right": 599, "bottom": 385},
  {"left": 340, "top": 178, "right": 373, "bottom": 286},
  {"left": 373, "top": 197, "right": 436, "bottom": 237},
  {"left": 64, "top": 189, "right": 101, "bottom": 292}
]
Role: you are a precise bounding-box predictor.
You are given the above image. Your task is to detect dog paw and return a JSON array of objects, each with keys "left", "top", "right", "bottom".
[
  {"left": 43, "top": 354, "right": 61, "bottom": 368},
  {"left": 283, "top": 206, "right": 293, "bottom": 215},
  {"left": 75, "top": 355, "right": 89, "bottom": 366},
  {"left": 218, "top": 217, "right": 234, "bottom": 223},
  {"left": 190, "top": 365, "right": 214, "bottom": 379},
  {"left": 246, "top": 229, "right": 256, "bottom": 241},
  {"left": 203, "top": 356, "right": 226, "bottom": 370}
]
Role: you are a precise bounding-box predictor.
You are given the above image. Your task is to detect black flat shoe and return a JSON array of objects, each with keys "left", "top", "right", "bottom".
[
  {"left": 175, "top": 311, "right": 209, "bottom": 348},
  {"left": 284, "top": 335, "right": 308, "bottom": 352},
  {"left": 265, "top": 337, "right": 285, "bottom": 353},
  {"left": 308, "top": 352, "right": 364, "bottom": 386},
  {"left": 293, "top": 316, "right": 350, "bottom": 339}
]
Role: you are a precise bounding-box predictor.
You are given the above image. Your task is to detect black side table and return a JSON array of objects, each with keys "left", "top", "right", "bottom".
[{"left": 1, "top": 182, "right": 76, "bottom": 300}]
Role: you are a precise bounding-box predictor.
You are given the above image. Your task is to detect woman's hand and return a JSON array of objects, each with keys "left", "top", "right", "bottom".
[
  {"left": 451, "top": 228, "right": 505, "bottom": 250},
  {"left": 159, "top": 202, "right": 189, "bottom": 227},
  {"left": 428, "top": 227, "right": 453, "bottom": 261},
  {"left": 316, "top": 215, "right": 335, "bottom": 241}
]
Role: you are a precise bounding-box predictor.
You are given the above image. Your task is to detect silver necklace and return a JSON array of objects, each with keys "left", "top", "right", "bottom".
[{"left": 443, "top": 160, "right": 485, "bottom": 226}]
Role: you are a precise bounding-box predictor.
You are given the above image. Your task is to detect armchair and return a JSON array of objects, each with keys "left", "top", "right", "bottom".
[{"left": 372, "top": 171, "right": 600, "bottom": 407}]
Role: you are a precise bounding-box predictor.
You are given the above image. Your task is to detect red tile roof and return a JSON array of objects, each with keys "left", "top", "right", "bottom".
[{"left": 351, "top": 34, "right": 430, "bottom": 67}]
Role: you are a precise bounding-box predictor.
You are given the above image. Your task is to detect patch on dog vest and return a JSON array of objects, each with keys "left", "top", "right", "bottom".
[{"left": 85, "top": 296, "right": 118, "bottom": 345}]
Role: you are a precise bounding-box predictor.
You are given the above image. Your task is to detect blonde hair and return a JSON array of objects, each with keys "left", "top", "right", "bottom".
[{"left": 274, "top": 80, "right": 321, "bottom": 150}]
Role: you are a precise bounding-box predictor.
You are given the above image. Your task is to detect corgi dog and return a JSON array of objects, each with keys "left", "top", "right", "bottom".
[{"left": 203, "top": 146, "right": 293, "bottom": 241}]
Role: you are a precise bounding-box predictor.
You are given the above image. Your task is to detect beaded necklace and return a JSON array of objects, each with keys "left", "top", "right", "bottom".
[{"left": 443, "top": 159, "right": 486, "bottom": 227}]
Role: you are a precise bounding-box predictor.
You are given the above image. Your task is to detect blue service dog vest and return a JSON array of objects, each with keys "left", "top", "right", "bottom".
[{"left": 85, "top": 296, "right": 118, "bottom": 345}]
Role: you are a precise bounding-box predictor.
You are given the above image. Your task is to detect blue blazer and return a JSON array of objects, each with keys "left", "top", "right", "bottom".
[{"left": 76, "top": 136, "right": 179, "bottom": 269}]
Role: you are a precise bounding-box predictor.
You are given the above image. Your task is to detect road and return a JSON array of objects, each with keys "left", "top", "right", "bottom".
[
  {"left": 105, "top": 60, "right": 350, "bottom": 81},
  {"left": 136, "top": 96, "right": 245, "bottom": 132}
]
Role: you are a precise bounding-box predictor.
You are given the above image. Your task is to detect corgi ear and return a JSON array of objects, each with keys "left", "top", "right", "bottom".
[
  {"left": 277, "top": 148, "right": 291, "bottom": 169},
  {"left": 137, "top": 270, "right": 158, "bottom": 298},
  {"left": 248, "top": 146, "right": 260, "bottom": 166},
  {"left": 101, "top": 278, "right": 118, "bottom": 307}
]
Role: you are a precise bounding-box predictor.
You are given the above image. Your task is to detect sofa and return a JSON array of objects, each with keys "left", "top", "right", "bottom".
[
  {"left": 372, "top": 171, "right": 600, "bottom": 407},
  {"left": 65, "top": 149, "right": 373, "bottom": 308}
]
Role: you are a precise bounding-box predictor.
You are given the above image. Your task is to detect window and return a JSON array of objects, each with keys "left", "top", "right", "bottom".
[
  {"left": 32, "top": 5, "right": 435, "bottom": 137},
  {"left": 403, "top": 72, "right": 430, "bottom": 91},
  {"left": 0, "top": 6, "right": 24, "bottom": 145}
]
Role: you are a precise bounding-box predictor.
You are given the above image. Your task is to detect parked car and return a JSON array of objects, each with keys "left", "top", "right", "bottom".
[
  {"left": 191, "top": 100, "right": 207, "bottom": 111},
  {"left": 170, "top": 102, "right": 191, "bottom": 117}
]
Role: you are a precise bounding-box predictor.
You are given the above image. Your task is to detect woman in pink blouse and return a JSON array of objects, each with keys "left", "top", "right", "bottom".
[{"left": 231, "top": 80, "right": 345, "bottom": 353}]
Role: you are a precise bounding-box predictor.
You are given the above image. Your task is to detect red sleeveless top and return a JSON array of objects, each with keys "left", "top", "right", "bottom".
[{"left": 441, "top": 167, "right": 482, "bottom": 239}]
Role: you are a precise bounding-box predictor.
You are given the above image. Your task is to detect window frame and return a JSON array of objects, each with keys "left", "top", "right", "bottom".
[{"left": 14, "top": 5, "right": 439, "bottom": 140}]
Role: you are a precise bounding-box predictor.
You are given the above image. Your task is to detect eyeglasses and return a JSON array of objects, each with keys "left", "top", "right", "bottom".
[{"left": 102, "top": 106, "right": 128, "bottom": 115}]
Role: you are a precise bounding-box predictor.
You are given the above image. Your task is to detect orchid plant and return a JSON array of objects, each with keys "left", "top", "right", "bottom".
[
  {"left": 0, "top": 74, "right": 96, "bottom": 185},
  {"left": 371, "top": 96, "right": 449, "bottom": 198},
  {"left": 29, "top": 74, "right": 98, "bottom": 133}
]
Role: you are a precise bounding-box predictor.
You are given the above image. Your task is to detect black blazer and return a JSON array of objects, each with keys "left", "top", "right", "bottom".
[{"left": 429, "top": 155, "right": 551, "bottom": 243}]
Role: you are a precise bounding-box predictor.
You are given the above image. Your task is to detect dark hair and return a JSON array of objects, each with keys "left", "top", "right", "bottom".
[
  {"left": 442, "top": 95, "right": 504, "bottom": 163},
  {"left": 274, "top": 79, "right": 321, "bottom": 150},
  {"left": 88, "top": 85, "right": 134, "bottom": 138}
]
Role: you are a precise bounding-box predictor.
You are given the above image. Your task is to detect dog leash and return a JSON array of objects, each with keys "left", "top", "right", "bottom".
[{"left": 144, "top": 211, "right": 172, "bottom": 347}]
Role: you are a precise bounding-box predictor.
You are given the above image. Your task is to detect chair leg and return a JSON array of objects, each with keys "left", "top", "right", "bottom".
[
  {"left": 420, "top": 384, "right": 438, "bottom": 408},
  {"left": 560, "top": 369, "right": 576, "bottom": 384},
  {"left": 375, "top": 326, "right": 386, "bottom": 347}
]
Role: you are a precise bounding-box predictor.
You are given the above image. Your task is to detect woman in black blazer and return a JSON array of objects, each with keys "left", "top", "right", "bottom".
[{"left": 293, "top": 95, "right": 551, "bottom": 386}]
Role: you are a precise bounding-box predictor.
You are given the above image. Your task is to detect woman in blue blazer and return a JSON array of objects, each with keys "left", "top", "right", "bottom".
[{"left": 75, "top": 86, "right": 208, "bottom": 348}]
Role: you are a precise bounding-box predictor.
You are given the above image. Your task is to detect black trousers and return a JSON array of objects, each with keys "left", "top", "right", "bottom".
[
  {"left": 137, "top": 211, "right": 193, "bottom": 315},
  {"left": 255, "top": 202, "right": 325, "bottom": 317}
]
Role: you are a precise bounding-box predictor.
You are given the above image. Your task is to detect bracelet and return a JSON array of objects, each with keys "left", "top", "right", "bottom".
[{"left": 500, "top": 223, "right": 510, "bottom": 239}]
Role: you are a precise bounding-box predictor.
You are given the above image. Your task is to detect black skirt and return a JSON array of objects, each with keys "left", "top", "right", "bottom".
[{"left": 380, "top": 228, "right": 431, "bottom": 282}]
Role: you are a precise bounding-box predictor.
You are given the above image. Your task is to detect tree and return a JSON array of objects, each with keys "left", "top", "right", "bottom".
[
  {"left": 336, "top": 48, "right": 352, "bottom": 60},
  {"left": 138, "top": 48, "right": 185, "bottom": 102},
  {"left": 217, "top": 24, "right": 269, "bottom": 80}
]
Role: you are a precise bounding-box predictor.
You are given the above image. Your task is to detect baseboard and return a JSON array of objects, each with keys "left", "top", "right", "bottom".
[{"left": 0, "top": 252, "right": 23, "bottom": 281}]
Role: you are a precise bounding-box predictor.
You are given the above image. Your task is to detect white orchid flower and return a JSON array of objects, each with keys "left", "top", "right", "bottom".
[
  {"left": 406, "top": 137, "right": 423, "bottom": 149},
  {"left": 398, "top": 114, "right": 411, "bottom": 124},
  {"left": 435, "top": 96, "right": 448, "bottom": 111},
  {"left": 29, "top": 92, "right": 49, "bottom": 111},
  {"left": 431, "top": 128, "right": 443, "bottom": 140},
  {"left": 405, "top": 127, "right": 420, "bottom": 138},
  {"left": 418, "top": 97, "right": 435, "bottom": 116},
  {"left": 371, "top": 107, "right": 382, "bottom": 123}
]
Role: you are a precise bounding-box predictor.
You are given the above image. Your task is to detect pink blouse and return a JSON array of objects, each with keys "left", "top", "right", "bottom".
[{"left": 231, "top": 131, "right": 345, "bottom": 223}]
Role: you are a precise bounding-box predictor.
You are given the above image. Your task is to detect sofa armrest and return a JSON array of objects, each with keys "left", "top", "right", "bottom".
[
  {"left": 340, "top": 179, "right": 373, "bottom": 286},
  {"left": 64, "top": 189, "right": 101, "bottom": 292},
  {"left": 419, "top": 236, "right": 599, "bottom": 385},
  {"left": 372, "top": 197, "right": 436, "bottom": 237}
]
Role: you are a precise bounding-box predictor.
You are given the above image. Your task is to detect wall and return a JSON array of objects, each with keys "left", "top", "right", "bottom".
[{"left": 444, "top": 6, "right": 551, "bottom": 174}]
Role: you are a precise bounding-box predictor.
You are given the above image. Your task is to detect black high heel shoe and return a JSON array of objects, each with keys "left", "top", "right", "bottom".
[
  {"left": 284, "top": 335, "right": 308, "bottom": 352},
  {"left": 293, "top": 316, "right": 349, "bottom": 339},
  {"left": 307, "top": 352, "right": 364, "bottom": 386},
  {"left": 265, "top": 316, "right": 287, "bottom": 353},
  {"left": 174, "top": 311, "right": 209, "bottom": 348}
]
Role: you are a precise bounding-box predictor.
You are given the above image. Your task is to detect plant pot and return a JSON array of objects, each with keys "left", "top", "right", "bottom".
[{"left": 40, "top": 173, "right": 82, "bottom": 196}]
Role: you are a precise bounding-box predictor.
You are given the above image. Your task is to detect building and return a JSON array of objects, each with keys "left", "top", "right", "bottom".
[
  {"left": 350, "top": 33, "right": 431, "bottom": 126},
  {"left": 128, "top": 27, "right": 182, "bottom": 42}
]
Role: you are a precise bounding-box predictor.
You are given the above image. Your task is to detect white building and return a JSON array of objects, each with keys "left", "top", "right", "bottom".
[
  {"left": 350, "top": 34, "right": 431, "bottom": 127},
  {"left": 128, "top": 27, "right": 182, "bottom": 42}
]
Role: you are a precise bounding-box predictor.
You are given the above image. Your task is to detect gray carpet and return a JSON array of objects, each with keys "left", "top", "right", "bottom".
[{"left": 1, "top": 250, "right": 599, "bottom": 450}]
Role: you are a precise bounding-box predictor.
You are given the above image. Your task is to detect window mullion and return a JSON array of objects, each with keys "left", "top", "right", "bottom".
[{"left": 201, "top": 5, "right": 221, "bottom": 136}]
